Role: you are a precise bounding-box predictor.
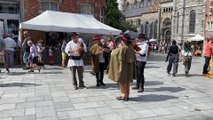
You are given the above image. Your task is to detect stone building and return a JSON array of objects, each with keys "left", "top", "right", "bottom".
[
  {"left": 121, "top": 0, "right": 173, "bottom": 42},
  {"left": 172, "top": 0, "right": 206, "bottom": 41},
  {"left": 0, "top": 0, "right": 106, "bottom": 37},
  {"left": 205, "top": 0, "right": 213, "bottom": 38}
]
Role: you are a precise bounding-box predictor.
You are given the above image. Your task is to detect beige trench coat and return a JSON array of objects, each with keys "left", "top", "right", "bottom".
[{"left": 108, "top": 45, "right": 136, "bottom": 83}]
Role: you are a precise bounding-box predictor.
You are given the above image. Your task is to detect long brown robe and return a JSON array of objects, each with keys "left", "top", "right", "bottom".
[
  {"left": 108, "top": 45, "right": 136, "bottom": 83},
  {"left": 90, "top": 43, "right": 100, "bottom": 73}
]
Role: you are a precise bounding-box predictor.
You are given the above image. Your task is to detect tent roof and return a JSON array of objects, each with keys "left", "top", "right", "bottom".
[
  {"left": 188, "top": 34, "right": 204, "bottom": 41},
  {"left": 20, "top": 11, "right": 121, "bottom": 35}
]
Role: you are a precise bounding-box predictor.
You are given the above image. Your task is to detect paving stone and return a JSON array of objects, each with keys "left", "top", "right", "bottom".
[
  {"left": 36, "top": 101, "right": 53, "bottom": 107},
  {"left": 13, "top": 115, "right": 36, "bottom": 120},
  {"left": 16, "top": 102, "right": 35, "bottom": 108},
  {"left": 0, "top": 109, "right": 25, "bottom": 117},
  {"left": 100, "top": 114, "right": 122, "bottom": 120},
  {"left": 25, "top": 108, "right": 36, "bottom": 115},
  {"left": 0, "top": 104, "right": 16, "bottom": 111},
  {"left": 36, "top": 107, "right": 57, "bottom": 118},
  {"left": 67, "top": 109, "right": 97, "bottom": 118}
]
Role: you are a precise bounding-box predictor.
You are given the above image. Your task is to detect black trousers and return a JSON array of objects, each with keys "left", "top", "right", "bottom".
[
  {"left": 96, "top": 63, "right": 105, "bottom": 83},
  {"left": 167, "top": 54, "right": 179, "bottom": 75},
  {"left": 136, "top": 61, "right": 146, "bottom": 89},
  {"left": 203, "top": 56, "right": 211, "bottom": 74}
]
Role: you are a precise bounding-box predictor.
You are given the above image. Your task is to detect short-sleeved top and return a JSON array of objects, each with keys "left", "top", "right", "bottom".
[
  {"left": 23, "top": 36, "right": 32, "bottom": 52},
  {"left": 30, "top": 44, "right": 38, "bottom": 58},
  {"left": 204, "top": 41, "right": 213, "bottom": 57}
]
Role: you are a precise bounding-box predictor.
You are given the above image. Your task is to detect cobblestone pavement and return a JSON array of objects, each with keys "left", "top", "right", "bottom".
[{"left": 0, "top": 54, "right": 213, "bottom": 120}]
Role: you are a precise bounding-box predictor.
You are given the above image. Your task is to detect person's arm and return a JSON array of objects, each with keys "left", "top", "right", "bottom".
[
  {"left": 22, "top": 39, "right": 27, "bottom": 47},
  {"left": 166, "top": 47, "right": 171, "bottom": 62},
  {"left": 138, "top": 44, "right": 148, "bottom": 56}
]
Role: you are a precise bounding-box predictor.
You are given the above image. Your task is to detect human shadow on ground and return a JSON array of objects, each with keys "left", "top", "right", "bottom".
[
  {"left": 130, "top": 94, "right": 178, "bottom": 102},
  {"left": 86, "top": 83, "right": 119, "bottom": 90},
  {"left": 41, "top": 71, "right": 64, "bottom": 74},
  {"left": 153, "top": 86, "right": 185, "bottom": 92},
  {"left": 6, "top": 72, "right": 26, "bottom": 75},
  {"left": 144, "top": 81, "right": 164, "bottom": 86},
  {"left": 145, "top": 66, "right": 161, "bottom": 69},
  {"left": 0, "top": 82, "right": 41, "bottom": 87},
  {"left": 43, "top": 67, "right": 63, "bottom": 70},
  {"left": 175, "top": 74, "right": 204, "bottom": 77}
]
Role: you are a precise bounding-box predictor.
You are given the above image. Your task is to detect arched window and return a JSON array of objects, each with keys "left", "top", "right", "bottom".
[
  {"left": 150, "top": 22, "right": 153, "bottom": 38},
  {"left": 134, "top": 0, "right": 137, "bottom": 9},
  {"left": 140, "top": 0, "right": 144, "bottom": 7},
  {"left": 177, "top": 12, "right": 179, "bottom": 33},
  {"left": 137, "top": 19, "right": 141, "bottom": 26},
  {"left": 145, "top": 22, "right": 149, "bottom": 38},
  {"left": 126, "top": 2, "right": 130, "bottom": 11},
  {"left": 189, "top": 10, "right": 196, "bottom": 33},
  {"left": 141, "top": 23, "right": 144, "bottom": 33},
  {"left": 154, "top": 21, "right": 158, "bottom": 39}
]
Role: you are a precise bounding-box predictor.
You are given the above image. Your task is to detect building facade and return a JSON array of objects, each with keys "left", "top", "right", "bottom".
[
  {"left": 121, "top": 0, "right": 173, "bottom": 43},
  {"left": 172, "top": 0, "right": 206, "bottom": 41},
  {"left": 205, "top": 0, "right": 213, "bottom": 38},
  {"left": 121, "top": 0, "right": 206, "bottom": 43},
  {"left": 0, "top": 0, "right": 106, "bottom": 37}
]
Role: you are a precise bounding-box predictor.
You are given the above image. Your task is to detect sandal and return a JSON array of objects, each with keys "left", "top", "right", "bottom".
[
  {"left": 123, "top": 98, "right": 129, "bottom": 101},
  {"left": 116, "top": 96, "right": 124, "bottom": 100}
]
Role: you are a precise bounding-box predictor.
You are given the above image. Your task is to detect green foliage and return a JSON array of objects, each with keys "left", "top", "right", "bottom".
[{"left": 106, "top": 0, "right": 137, "bottom": 32}]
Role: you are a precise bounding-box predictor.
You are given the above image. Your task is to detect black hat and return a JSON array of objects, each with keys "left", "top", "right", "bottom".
[
  {"left": 137, "top": 33, "right": 146, "bottom": 39},
  {"left": 71, "top": 32, "right": 79, "bottom": 37}
]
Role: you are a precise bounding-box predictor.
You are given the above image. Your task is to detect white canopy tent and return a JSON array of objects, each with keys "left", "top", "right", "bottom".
[
  {"left": 188, "top": 34, "right": 204, "bottom": 42},
  {"left": 19, "top": 11, "right": 122, "bottom": 35}
]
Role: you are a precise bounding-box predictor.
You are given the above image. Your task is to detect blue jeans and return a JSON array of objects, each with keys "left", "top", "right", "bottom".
[
  {"left": 23, "top": 52, "right": 30, "bottom": 64},
  {"left": 203, "top": 56, "right": 211, "bottom": 74},
  {"left": 5, "top": 50, "right": 14, "bottom": 68}
]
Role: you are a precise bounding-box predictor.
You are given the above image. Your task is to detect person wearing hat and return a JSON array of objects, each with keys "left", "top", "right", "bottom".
[
  {"left": 65, "top": 32, "right": 87, "bottom": 90},
  {"left": 108, "top": 33, "right": 136, "bottom": 101},
  {"left": 165, "top": 40, "right": 179, "bottom": 77},
  {"left": 90, "top": 35, "right": 110, "bottom": 87},
  {"left": 202, "top": 37, "right": 213, "bottom": 75},
  {"left": 132, "top": 33, "right": 149, "bottom": 92},
  {"left": 181, "top": 40, "right": 192, "bottom": 76}
]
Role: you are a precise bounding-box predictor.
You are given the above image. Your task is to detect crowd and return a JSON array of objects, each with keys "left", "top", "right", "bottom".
[{"left": 1, "top": 30, "right": 213, "bottom": 101}]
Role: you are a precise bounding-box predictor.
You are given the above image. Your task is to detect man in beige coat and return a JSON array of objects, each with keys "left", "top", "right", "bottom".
[{"left": 108, "top": 34, "right": 136, "bottom": 101}]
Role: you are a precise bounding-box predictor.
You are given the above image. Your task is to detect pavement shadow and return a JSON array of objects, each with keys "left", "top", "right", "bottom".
[
  {"left": 7, "top": 72, "right": 26, "bottom": 75},
  {"left": 153, "top": 86, "right": 185, "bottom": 92},
  {"left": 144, "top": 81, "right": 164, "bottom": 86},
  {"left": 0, "top": 82, "right": 41, "bottom": 87},
  {"left": 130, "top": 94, "right": 178, "bottom": 102},
  {"left": 87, "top": 83, "right": 119, "bottom": 89},
  {"left": 41, "top": 71, "right": 64, "bottom": 74},
  {"left": 175, "top": 74, "right": 204, "bottom": 77},
  {"left": 43, "top": 67, "right": 63, "bottom": 70},
  {"left": 145, "top": 66, "right": 161, "bottom": 69}
]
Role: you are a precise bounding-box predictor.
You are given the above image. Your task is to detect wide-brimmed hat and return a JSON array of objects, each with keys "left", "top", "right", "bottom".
[
  {"left": 71, "top": 32, "right": 79, "bottom": 37},
  {"left": 137, "top": 33, "right": 146, "bottom": 39},
  {"left": 93, "top": 35, "right": 102, "bottom": 41}
]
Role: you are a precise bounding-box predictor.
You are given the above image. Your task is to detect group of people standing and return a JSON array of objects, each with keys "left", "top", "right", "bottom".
[{"left": 64, "top": 32, "right": 149, "bottom": 101}]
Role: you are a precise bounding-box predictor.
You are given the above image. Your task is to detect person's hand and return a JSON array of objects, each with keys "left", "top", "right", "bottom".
[{"left": 165, "top": 59, "right": 168, "bottom": 62}]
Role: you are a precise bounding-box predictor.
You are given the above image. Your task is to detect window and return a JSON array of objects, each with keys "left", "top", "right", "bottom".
[
  {"left": 145, "top": 22, "right": 149, "bottom": 38},
  {"left": 0, "top": 3, "right": 19, "bottom": 14},
  {"left": 140, "top": 0, "right": 144, "bottom": 7},
  {"left": 80, "top": 3, "right": 94, "bottom": 15},
  {"left": 134, "top": 0, "right": 137, "bottom": 9},
  {"left": 177, "top": 12, "right": 179, "bottom": 33},
  {"left": 150, "top": 22, "right": 153, "bottom": 38},
  {"left": 126, "top": 2, "right": 130, "bottom": 11},
  {"left": 7, "top": 19, "right": 19, "bottom": 35},
  {"left": 137, "top": 19, "right": 141, "bottom": 26},
  {"left": 189, "top": 10, "right": 196, "bottom": 33},
  {"left": 41, "top": 2, "right": 58, "bottom": 12},
  {"left": 141, "top": 24, "right": 144, "bottom": 33},
  {"left": 154, "top": 21, "right": 158, "bottom": 39}
]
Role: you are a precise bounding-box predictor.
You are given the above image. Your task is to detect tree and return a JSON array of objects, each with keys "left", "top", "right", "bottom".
[
  {"left": 106, "top": 0, "right": 121, "bottom": 29},
  {"left": 106, "top": 0, "right": 137, "bottom": 32}
]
